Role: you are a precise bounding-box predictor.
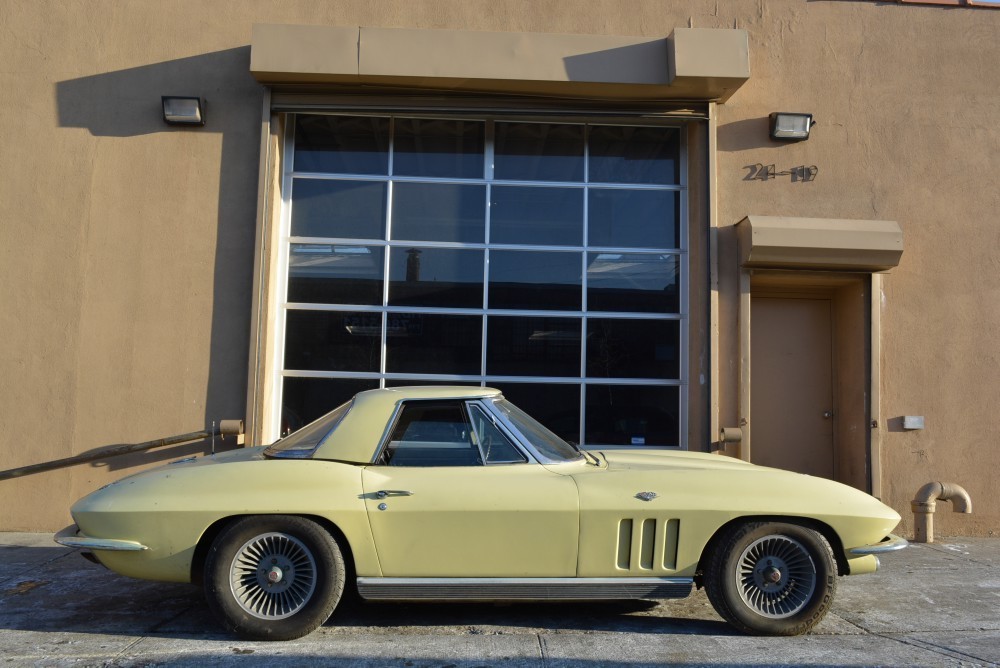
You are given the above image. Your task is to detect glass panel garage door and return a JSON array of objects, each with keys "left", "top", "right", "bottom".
[{"left": 276, "top": 114, "right": 687, "bottom": 447}]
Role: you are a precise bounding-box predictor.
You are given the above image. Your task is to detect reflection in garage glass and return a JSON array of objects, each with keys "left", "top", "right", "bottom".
[
  {"left": 388, "top": 247, "right": 483, "bottom": 308},
  {"left": 291, "top": 179, "right": 387, "bottom": 240},
  {"left": 494, "top": 121, "right": 584, "bottom": 182},
  {"left": 281, "top": 114, "right": 686, "bottom": 447},
  {"left": 288, "top": 244, "right": 384, "bottom": 305}
]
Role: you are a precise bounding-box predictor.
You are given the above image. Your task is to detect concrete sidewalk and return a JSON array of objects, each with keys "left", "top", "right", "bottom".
[{"left": 0, "top": 533, "right": 997, "bottom": 667}]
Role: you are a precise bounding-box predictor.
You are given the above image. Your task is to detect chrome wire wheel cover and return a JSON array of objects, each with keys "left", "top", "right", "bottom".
[
  {"left": 736, "top": 534, "right": 817, "bottom": 619},
  {"left": 229, "top": 532, "right": 318, "bottom": 620}
]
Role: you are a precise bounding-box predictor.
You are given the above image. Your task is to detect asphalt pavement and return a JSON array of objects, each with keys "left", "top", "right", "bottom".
[{"left": 0, "top": 532, "right": 997, "bottom": 667}]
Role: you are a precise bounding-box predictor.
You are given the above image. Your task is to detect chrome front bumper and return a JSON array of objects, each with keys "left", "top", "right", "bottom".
[
  {"left": 849, "top": 533, "right": 909, "bottom": 555},
  {"left": 54, "top": 524, "right": 148, "bottom": 551}
]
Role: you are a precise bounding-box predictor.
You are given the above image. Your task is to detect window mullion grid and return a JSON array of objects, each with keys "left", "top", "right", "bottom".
[
  {"left": 380, "top": 117, "right": 396, "bottom": 386},
  {"left": 287, "top": 237, "right": 679, "bottom": 255},
  {"left": 280, "top": 114, "right": 689, "bottom": 448},
  {"left": 283, "top": 303, "right": 681, "bottom": 320},
  {"left": 283, "top": 369, "right": 681, "bottom": 385},
  {"left": 677, "top": 128, "right": 689, "bottom": 448},
  {"left": 482, "top": 120, "right": 494, "bottom": 385},
  {"left": 676, "top": 250, "right": 688, "bottom": 447},
  {"left": 273, "top": 116, "right": 299, "bottom": 439},
  {"left": 580, "top": 122, "right": 591, "bottom": 447}
]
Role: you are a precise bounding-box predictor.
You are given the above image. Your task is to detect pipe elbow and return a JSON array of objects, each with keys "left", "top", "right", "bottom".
[
  {"left": 939, "top": 482, "right": 972, "bottom": 514},
  {"left": 913, "top": 481, "right": 942, "bottom": 505},
  {"left": 912, "top": 481, "right": 972, "bottom": 514},
  {"left": 911, "top": 481, "right": 972, "bottom": 544}
]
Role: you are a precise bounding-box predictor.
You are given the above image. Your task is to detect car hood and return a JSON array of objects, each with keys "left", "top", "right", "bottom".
[
  {"left": 598, "top": 448, "right": 762, "bottom": 472},
  {"left": 574, "top": 449, "right": 901, "bottom": 542}
]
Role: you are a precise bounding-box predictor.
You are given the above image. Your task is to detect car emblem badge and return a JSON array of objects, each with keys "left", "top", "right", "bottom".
[{"left": 635, "top": 491, "right": 658, "bottom": 501}]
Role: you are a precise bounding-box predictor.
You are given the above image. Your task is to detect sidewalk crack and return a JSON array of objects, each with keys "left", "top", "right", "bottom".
[
  {"left": 535, "top": 633, "right": 548, "bottom": 667},
  {"left": 877, "top": 631, "right": 996, "bottom": 666},
  {"left": 4, "top": 547, "right": 87, "bottom": 584},
  {"left": 924, "top": 544, "right": 1000, "bottom": 569},
  {"left": 147, "top": 603, "right": 199, "bottom": 634},
  {"left": 110, "top": 636, "right": 146, "bottom": 664}
]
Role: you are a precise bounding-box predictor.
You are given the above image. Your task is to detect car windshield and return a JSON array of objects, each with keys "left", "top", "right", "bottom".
[
  {"left": 264, "top": 400, "right": 353, "bottom": 458},
  {"left": 492, "top": 398, "right": 583, "bottom": 463}
]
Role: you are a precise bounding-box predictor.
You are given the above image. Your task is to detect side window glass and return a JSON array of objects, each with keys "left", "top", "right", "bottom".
[
  {"left": 381, "top": 401, "right": 481, "bottom": 467},
  {"left": 469, "top": 404, "right": 527, "bottom": 465}
]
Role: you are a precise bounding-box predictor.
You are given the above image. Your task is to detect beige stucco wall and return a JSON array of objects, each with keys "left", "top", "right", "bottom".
[
  {"left": 709, "top": 2, "right": 999, "bottom": 538},
  {"left": 1, "top": 0, "right": 997, "bottom": 536}
]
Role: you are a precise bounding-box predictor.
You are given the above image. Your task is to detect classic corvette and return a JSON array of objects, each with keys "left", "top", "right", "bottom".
[{"left": 56, "top": 386, "right": 905, "bottom": 640}]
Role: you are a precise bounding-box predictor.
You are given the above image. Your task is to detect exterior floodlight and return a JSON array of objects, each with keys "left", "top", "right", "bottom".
[
  {"left": 769, "top": 112, "right": 813, "bottom": 141},
  {"left": 162, "top": 96, "right": 205, "bottom": 126}
]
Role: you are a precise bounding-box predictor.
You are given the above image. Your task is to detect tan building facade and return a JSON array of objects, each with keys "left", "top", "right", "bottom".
[{"left": 1, "top": 0, "right": 997, "bottom": 537}]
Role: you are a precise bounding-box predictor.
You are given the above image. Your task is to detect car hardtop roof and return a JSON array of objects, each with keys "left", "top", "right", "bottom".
[
  {"left": 310, "top": 386, "right": 503, "bottom": 462},
  {"left": 353, "top": 385, "right": 502, "bottom": 404}
]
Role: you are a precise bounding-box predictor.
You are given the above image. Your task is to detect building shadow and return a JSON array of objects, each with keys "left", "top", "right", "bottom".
[
  {"left": 717, "top": 117, "right": 777, "bottom": 152},
  {"left": 562, "top": 40, "right": 669, "bottom": 86},
  {"left": 53, "top": 48, "right": 263, "bottom": 470}
]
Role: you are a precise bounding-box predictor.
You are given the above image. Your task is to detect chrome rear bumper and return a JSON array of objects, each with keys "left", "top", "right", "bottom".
[
  {"left": 849, "top": 533, "right": 908, "bottom": 555},
  {"left": 54, "top": 524, "right": 148, "bottom": 551}
]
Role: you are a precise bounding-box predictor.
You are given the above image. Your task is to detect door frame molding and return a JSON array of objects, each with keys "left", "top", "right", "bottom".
[{"left": 737, "top": 268, "right": 883, "bottom": 497}]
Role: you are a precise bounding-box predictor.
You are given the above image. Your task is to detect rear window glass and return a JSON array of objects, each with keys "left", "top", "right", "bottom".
[{"left": 264, "top": 400, "right": 353, "bottom": 458}]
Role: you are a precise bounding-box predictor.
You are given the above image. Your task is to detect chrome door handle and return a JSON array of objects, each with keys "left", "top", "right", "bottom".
[
  {"left": 823, "top": 411, "right": 834, "bottom": 419},
  {"left": 376, "top": 490, "right": 413, "bottom": 498}
]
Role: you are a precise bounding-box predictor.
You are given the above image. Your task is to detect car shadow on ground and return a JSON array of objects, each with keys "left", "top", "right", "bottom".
[
  {"left": 0, "top": 546, "right": 733, "bottom": 640},
  {"left": 327, "top": 598, "right": 733, "bottom": 637}
]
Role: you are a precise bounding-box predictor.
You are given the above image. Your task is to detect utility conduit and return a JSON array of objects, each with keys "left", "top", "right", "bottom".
[
  {"left": 911, "top": 482, "right": 972, "bottom": 543},
  {"left": 0, "top": 420, "right": 245, "bottom": 482}
]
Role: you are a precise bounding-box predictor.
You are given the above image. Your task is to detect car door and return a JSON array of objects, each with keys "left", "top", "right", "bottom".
[{"left": 361, "top": 399, "right": 579, "bottom": 577}]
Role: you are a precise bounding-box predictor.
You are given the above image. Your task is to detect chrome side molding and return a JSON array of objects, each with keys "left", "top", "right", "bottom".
[{"left": 356, "top": 576, "right": 693, "bottom": 601}]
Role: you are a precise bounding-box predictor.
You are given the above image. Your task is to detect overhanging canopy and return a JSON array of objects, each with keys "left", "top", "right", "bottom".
[
  {"left": 737, "top": 216, "right": 904, "bottom": 272},
  {"left": 250, "top": 24, "right": 750, "bottom": 102}
]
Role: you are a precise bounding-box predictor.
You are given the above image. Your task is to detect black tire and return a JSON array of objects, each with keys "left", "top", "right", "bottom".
[
  {"left": 204, "top": 515, "right": 345, "bottom": 640},
  {"left": 703, "top": 521, "right": 837, "bottom": 636}
]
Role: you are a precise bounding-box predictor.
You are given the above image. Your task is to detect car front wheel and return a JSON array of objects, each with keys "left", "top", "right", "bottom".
[
  {"left": 204, "top": 515, "right": 345, "bottom": 640},
  {"left": 704, "top": 521, "right": 837, "bottom": 635}
]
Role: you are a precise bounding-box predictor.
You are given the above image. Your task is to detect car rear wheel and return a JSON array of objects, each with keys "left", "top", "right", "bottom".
[
  {"left": 704, "top": 521, "right": 836, "bottom": 635},
  {"left": 204, "top": 515, "right": 345, "bottom": 640}
]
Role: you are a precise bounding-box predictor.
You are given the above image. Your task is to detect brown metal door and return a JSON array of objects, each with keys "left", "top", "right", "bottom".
[{"left": 750, "top": 297, "right": 835, "bottom": 478}]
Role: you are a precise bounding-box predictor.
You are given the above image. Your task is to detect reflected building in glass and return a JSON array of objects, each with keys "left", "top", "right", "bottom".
[{"left": 279, "top": 115, "right": 686, "bottom": 447}]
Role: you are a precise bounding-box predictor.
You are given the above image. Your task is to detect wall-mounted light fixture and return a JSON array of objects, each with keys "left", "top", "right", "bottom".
[
  {"left": 769, "top": 112, "right": 813, "bottom": 141},
  {"left": 162, "top": 96, "right": 205, "bottom": 126}
]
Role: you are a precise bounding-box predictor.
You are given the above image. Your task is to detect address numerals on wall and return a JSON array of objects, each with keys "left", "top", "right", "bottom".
[{"left": 744, "top": 164, "right": 818, "bottom": 183}]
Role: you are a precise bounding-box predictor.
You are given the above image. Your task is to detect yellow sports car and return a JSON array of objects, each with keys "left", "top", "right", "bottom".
[{"left": 56, "top": 386, "right": 905, "bottom": 640}]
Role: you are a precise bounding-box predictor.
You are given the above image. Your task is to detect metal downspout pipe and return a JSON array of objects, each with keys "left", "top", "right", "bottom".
[{"left": 911, "top": 482, "right": 972, "bottom": 543}]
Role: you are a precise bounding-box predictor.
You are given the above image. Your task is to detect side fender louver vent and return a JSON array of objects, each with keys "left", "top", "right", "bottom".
[{"left": 617, "top": 517, "right": 680, "bottom": 572}]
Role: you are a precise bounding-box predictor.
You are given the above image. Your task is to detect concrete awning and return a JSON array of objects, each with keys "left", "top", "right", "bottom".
[
  {"left": 737, "top": 216, "right": 904, "bottom": 272},
  {"left": 250, "top": 24, "right": 750, "bottom": 102}
]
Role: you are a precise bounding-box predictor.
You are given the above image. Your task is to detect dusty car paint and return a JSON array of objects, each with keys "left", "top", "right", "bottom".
[
  {"left": 58, "top": 386, "right": 902, "bottom": 639},
  {"left": 312, "top": 386, "right": 502, "bottom": 463},
  {"left": 572, "top": 450, "right": 899, "bottom": 578},
  {"left": 362, "top": 464, "right": 579, "bottom": 577},
  {"left": 69, "top": 448, "right": 381, "bottom": 582}
]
